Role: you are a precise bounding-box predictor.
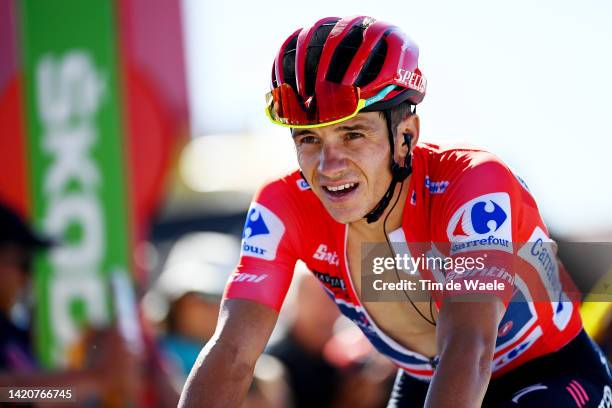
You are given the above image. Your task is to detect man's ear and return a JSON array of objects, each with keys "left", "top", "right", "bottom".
[{"left": 395, "top": 113, "right": 420, "bottom": 161}]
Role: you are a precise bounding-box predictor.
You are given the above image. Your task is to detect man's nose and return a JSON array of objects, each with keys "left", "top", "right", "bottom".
[{"left": 318, "top": 144, "right": 348, "bottom": 178}]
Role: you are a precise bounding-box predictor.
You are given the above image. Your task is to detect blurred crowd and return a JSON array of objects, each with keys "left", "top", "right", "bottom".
[
  {"left": 1, "top": 199, "right": 610, "bottom": 407},
  {"left": 0, "top": 201, "right": 397, "bottom": 407}
]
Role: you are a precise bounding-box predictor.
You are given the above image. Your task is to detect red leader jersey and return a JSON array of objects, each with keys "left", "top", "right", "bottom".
[{"left": 224, "top": 142, "right": 582, "bottom": 380}]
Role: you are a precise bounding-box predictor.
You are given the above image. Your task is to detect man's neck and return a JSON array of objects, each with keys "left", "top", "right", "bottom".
[{"left": 349, "top": 177, "right": 410, "bottom": 241}]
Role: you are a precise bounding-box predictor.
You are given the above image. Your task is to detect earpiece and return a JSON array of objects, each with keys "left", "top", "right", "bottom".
[
  {"left": 391, "top": 133, "right": 413, "bottom": 181},
  {"left": 365, "top": 116, "right": 414, "bottom": 224},
  {"left": 402, "top": 132, "right": 412, "bottom": 147}
]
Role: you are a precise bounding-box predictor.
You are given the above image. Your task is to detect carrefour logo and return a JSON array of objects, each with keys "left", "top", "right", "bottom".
[
  {"left": 447, "top": 192, "right": 512, "bottom": 254},
  {"left": 243, "top": 208, "right": 270, "bottom": 239},
  {"left": 471, "top": 200, "right": 507, "bottom": 234},
  {"left": 241, "top": 203, "right": 285, "bottom": 260}
]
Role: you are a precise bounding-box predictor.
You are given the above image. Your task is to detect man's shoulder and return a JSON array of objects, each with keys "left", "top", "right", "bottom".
[
  {"left": 241, "top": 171, "right": 331, "bottom": 267},
  {"left": 413, "top": 141, "right": 531, "bottom": 209},
  {"left": 256, "top": 169, "right": 314, "bottom": 200},
  {"left": 415, "top": 141, "right": 501, "bottom": 163},
  {"left": 253, "top": 169, "right": 325, "bottom": 222},
  {"left": 415, "top": 141, "right": 512, "bottom": 179}
]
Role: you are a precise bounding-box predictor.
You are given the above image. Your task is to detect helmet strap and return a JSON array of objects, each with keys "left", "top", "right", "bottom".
[{"left": 364, "top": 110, "right": 413, "bottom": 223}]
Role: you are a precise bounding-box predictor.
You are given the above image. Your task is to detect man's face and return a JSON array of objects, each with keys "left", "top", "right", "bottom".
[{"left": 292, "top": 112, "right": 393, "bottom": 224}]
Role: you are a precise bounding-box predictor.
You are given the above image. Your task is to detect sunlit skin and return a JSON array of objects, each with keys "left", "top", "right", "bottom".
[
  {"left": 179, "top": 111, "right": 504, "bottom": 408},
  {"left": 291, "top": 112, "right": 502, "bottom": 408},
  {"left": 292, "top": 111, "right": 420, "bottom": 233}
]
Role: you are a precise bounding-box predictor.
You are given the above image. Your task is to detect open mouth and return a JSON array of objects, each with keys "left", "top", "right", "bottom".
[{"left": 322, "top": 182, "right": 359, "bottom": 199}]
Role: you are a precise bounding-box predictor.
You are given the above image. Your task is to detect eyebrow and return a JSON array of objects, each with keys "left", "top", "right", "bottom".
[
  {"left": 292, "top": 123, "right": 374, "bottom": 138},
  {"left": 292, "top": 128, "right": 315, "bottom": 138},
  {"left": 334, "top": 123, "right": 374, "bottom": 132}
]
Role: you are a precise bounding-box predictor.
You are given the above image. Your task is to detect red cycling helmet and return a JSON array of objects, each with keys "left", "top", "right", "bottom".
[{"left": 266, "top": 16, "right": 426, "bottom": 128}]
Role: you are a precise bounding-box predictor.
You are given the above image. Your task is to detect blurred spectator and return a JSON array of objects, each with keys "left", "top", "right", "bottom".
[
  {"left": 146, "top": 231, "right": 396, "bottom": 407},
  {"left": 144, "top": 232, "right": 240, "bottom": 386},
  {"left": 0, "top": 202, "right": 139, "bottom": 402},
  {"left": 0, "top": 202, "right": 50, "bottom": 372}
]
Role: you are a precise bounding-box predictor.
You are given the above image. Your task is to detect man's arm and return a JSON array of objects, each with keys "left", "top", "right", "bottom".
[
  {"left": 424, "top": 294, "right": 505, "bottom": 408},
  {"left": 178, "top": 298, "right": 279, "bottom": 408}
]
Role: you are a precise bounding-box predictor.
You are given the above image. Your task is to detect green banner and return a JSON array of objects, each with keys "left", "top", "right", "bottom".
[{"left": 19, "top": 0, "right": 131, "bottom": 367}]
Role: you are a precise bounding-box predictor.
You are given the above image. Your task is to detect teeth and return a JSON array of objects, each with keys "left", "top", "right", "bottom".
[{"left": 326, "top": 183, "right": 355, "bottom": 192}]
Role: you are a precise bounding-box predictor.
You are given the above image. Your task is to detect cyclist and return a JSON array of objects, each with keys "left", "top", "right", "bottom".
[{"left": 179, "top": 16, "right": 612, "bottom": 407}]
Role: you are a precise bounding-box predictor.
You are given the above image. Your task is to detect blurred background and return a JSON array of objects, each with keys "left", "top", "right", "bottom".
[{"left": 0, "top": 0, "right": 610, "bottom": 406}]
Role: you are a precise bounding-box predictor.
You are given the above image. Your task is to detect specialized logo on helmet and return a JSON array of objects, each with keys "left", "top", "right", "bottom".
[
  {"left": 447, "top": 192, "right": 512, "bottom": 254},
  {"left": 395, "top": 69, "right": 426, "bottom": 93},
  {"left": 241, "top": 203, "right": 285, "bottom": 260}
]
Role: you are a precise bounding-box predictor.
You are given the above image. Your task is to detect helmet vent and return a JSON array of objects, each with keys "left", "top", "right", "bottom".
[
  {"left": 281, "top": 33, "right": 300, "bottom": 91},
  {"left": 305, "top": 22, "right": 337, "bottom": 96},
  {"left": 325, "top": 20, "right": 366, "bottom": 83},
  {"left": 354, "top": 32, "right": 389, "bottom": 88}
]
